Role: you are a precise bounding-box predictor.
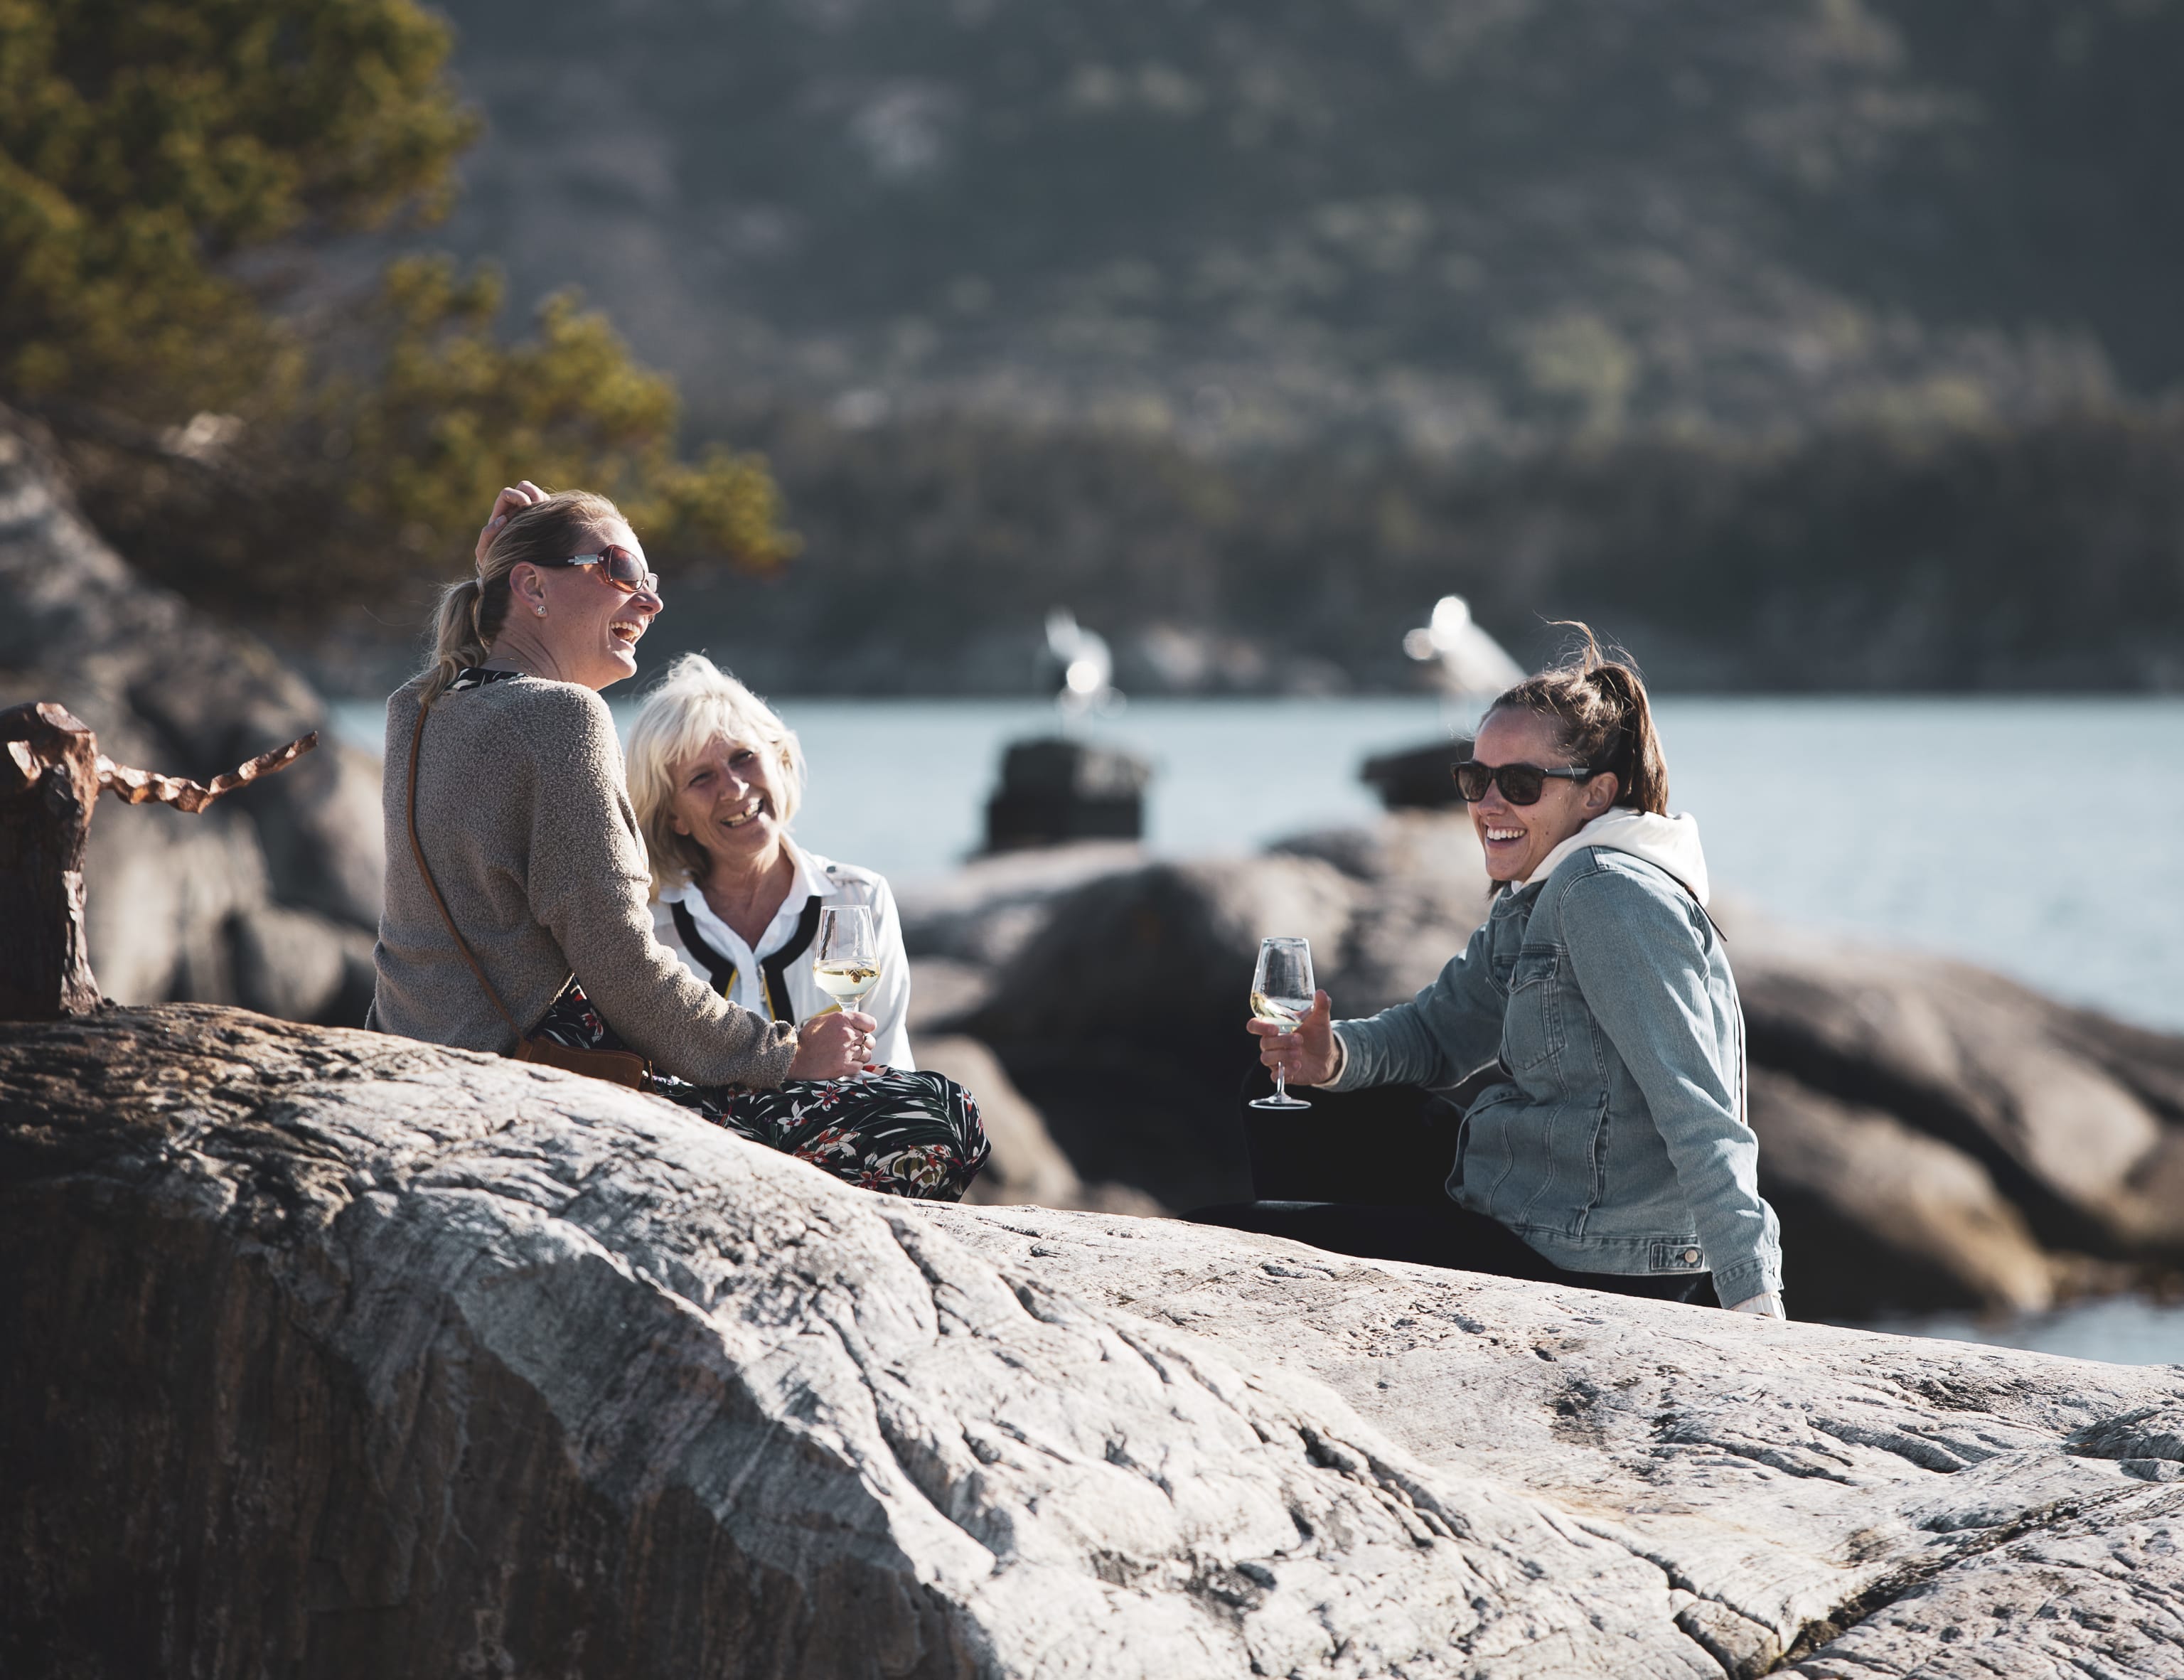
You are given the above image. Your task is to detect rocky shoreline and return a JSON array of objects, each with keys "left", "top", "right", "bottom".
[
  {"left": 6, "top": 1005, "right": 2183, "bottom": 1679},
  {"left": 11, "top": 397, "right": 2183, "bottom": 1325}
]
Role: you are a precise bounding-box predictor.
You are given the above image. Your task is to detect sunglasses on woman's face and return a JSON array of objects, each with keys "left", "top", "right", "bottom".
[
  {"left": 553, "top": 545, "right": 660, "bottom": 599},
  {"left": 1452, "top": 759, "right": 1597, "bottom": 806}
]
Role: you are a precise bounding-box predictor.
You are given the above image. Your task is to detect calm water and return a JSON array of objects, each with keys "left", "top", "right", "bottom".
[
  {"left": 337, "top": 692, "right": 2184, "bottom": 1365},
  {"left": 1850, "top": 1295, "right": 2184, "bottom": 1367},
  {"left": 337, "top": 692, "right": 2184, "bottom": 1027}
]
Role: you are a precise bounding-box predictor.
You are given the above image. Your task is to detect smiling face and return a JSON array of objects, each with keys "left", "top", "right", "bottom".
[
  {"left": 667, "top": 732, "right": 789, "bottom": 878},
  {"left": 515, "top": 518, "right": 660, "bottom": 690},
  {"left": 1467, "top": 706, "right": 1619, "bottom": 883}
]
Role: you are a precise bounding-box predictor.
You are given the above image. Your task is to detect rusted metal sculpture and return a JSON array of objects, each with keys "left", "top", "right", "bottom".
[{"left": 0, "top": 702, "right": 316, "bottom": 1021}]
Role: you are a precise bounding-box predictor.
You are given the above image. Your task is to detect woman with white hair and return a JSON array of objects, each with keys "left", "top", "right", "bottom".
[
  {"left": 626, "top": 653, "right": 984, "bottom": 1196},
  {"left": 628, "top": 653, "right": 913, "bottom": 1062}
]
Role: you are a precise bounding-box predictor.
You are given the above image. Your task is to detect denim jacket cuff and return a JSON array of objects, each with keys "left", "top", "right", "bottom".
[
  {"left": 1318, "top": 1027, "right": 1358, "bottom": 1092},
  {"left": 1710, "top": 1255, "right": 1780, "bottom": 1307}
]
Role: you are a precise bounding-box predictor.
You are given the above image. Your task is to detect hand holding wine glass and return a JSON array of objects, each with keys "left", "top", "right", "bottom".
[
  {"left": 1246, "top": 936, "right": 1321, "bottom": 1109},
  {"left": 788, "top": 1008, "right": 879, "bottom": 1079},
  {"left": 812, "top": 905, "right": 882, "bottom": 1069},
  {"left": 1248, "top": 989, "right": 1338, "bottom": 1088}
]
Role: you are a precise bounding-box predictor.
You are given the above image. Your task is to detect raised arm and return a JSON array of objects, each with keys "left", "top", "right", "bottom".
[
  {"left": 523, "top": 687, "right": 800, "bottom": 1087},
  {"left": 1320, "top": 917, "right": 1509, "bottom": 1093}
]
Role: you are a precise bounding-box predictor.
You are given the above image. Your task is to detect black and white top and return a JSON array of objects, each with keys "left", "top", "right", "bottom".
[
  {"left": 448, "top": 665, "right": 525, "bottom": 692},
  {"left": 651, "top": 843, "right": 915, "bottom": 1071}
]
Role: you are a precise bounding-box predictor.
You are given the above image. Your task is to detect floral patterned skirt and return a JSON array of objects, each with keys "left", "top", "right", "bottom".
[{"left": 535, "top": 983, "right": 989, "bottom": 1202}]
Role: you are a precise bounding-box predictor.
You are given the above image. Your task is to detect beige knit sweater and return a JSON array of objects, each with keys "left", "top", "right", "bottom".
[{"left": 371, "top": 671, "right": 798, "bottom": 1087}]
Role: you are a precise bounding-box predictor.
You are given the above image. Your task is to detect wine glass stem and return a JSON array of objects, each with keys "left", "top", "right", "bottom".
[{"left": 1273, "top": 1029, "right": 1290, "bottom": 1102}]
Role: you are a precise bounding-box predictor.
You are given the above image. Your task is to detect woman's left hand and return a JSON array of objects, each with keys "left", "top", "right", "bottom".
[
  {"left": 475, "top": 479, "right": 547, "bottom": 562},
  {"left": 1248, "top": 990, "right": 1339, "bottom": 1087}
]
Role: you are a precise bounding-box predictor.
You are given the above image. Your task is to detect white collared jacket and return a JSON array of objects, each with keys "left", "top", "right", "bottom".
[{"left": 651, "top": 843, "right": 915, "bottom": 1071}]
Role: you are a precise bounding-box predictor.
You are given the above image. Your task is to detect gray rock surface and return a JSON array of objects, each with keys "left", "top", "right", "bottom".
[
  {"left": 6, "top": 1005, "right": 2182, "bottom": 1679},
  {"left": 0, "top": 413, "right": 382, "bottom": 1021},
  {"left": 924, "top": 1201, "right": 2184, "bottom": 1679},
  {"left": 971, "top": 852, "right": 1362, "bottom": 1053},
  {"left": 897, "top": 840, "right": 1151, "bottom": 970},
  {"left": 960, "top": 850, "right": 1365, "bottom": 1209}
]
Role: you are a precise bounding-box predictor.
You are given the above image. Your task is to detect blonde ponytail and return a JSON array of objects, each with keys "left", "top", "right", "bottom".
[
  {"left": 420, "top": 577, "right": 491, "bottom": 705},
  {"left": 413, "top": 488, "right": 628, "bottom": 705}
]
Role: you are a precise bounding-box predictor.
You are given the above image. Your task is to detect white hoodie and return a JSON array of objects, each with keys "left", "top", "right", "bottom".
[{"left": 1519, "top": 808, "right": 1712, "bottom": 906}]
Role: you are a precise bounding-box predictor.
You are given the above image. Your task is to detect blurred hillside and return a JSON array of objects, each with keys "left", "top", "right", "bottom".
[
  {"left": 609, "top": 402, "right": 2184, "bottom": 696},
  {"left": 316, "top": 0, "right": 2184, "bottom": 691},
  {"left": 422, "top": 0, "right": 2182, "bottom": 446}
]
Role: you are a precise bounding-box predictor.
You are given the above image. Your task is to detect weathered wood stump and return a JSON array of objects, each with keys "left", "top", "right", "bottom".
[
  {"left": 0, "top": 704, "right": 102, "bottom": 1018},
  {"left": 0, "top": 700, "right": 314, "bottom": 1020}
]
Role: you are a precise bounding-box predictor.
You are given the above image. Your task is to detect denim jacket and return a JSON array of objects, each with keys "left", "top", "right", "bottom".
[{"left": 1325, "top": 824, "right": 1783, "bottom": 1305}]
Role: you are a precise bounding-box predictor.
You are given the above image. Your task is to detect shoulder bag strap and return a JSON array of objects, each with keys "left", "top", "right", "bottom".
[{"left": 407, "top": 700, "right": 524, "bottom": 1038}]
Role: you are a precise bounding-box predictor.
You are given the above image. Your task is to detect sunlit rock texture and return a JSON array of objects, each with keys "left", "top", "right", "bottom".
[{"left": 4, "top": 1005, "right": 2182, "bottom": 1678}]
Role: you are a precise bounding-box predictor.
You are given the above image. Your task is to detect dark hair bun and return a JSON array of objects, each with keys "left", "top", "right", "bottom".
[{"left": 1488, "top": 624, "right": 1669, "bottom": 815}]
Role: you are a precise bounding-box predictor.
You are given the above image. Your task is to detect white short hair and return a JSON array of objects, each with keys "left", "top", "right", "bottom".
[{"left": 626, "top": 653, "right": 805, "bottom": 898}]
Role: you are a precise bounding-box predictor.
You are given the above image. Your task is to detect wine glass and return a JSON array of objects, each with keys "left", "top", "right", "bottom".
[
  {"left": 813, "top": 905, "right": 881, "bottom": 1008},
  {"left": 1248, "top": 935, "right": 1315, "bottom": 1111}
]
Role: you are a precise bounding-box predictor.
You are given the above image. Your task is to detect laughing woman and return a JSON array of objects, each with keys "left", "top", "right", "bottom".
[
  {"left": 622, "top": 655, "right": 988, "bottom": 1197},
  {"left": 372, "top": 483, "right": 986, "bottom": 1201},
  {"left": 1209, "top": 629, "right": 1784, "bottom": 1315}
]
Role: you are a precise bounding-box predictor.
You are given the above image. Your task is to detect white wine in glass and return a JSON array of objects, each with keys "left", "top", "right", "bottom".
[
  {"left": 1248, "top": 935, "right": 1315, "bottom": 1111},
  {"left": 813, "top": 904, "right": 882, "bottom": 1005}
]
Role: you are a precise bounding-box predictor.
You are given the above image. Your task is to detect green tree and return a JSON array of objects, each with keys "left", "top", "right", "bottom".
[{"left": 0, "top": 0, "right": 795, "bottom": 614}]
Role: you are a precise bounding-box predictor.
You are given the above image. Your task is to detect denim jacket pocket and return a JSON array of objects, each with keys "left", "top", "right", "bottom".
[
  {"left": 1500, "top": 948, "right": 1565, "bottom": 1071},
  {"left": 1648, "top": 1240, "right": 1709, "bottom": 1273}
]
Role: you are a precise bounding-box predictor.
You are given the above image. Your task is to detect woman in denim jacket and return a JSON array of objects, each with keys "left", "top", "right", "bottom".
[{"left": 1219, "top": 631, "right": 1784, "bottom": 1316}]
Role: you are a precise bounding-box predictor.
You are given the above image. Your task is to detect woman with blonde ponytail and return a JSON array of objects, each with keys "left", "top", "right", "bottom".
[
  {"left": 1214, "top": 624, "right": 1784, "bottom": 1316},
  {"left": 370, "top": 480, "right": 987, "bottom": 1202}
]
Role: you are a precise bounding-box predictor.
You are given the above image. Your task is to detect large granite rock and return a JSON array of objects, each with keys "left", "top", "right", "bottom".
[
  {"left": 5, "top": 1005, "right": 2183, "bottom": 1678},
  {"left": 926, "top": 1200, "right": 2184, "bottom": 1680},
  {"left": 1743, "top": 1066, "right": 2057, "bottom": 1319},
  {"left": 0, "top": 412, "right": 382, "bottom": 1023},
  {"left": 897, "top": 839, "right": 1153, "bottom": 973}
]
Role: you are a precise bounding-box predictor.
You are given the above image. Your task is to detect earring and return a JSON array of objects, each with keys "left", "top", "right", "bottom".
[{"left": 535, "top": 605, "right": 547, "bottom": 617}]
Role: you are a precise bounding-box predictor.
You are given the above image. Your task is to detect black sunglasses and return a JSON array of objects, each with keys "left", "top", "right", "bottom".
[
  {"left": 550, "top": 545, "right": 660, "bottom": 598},
  {"left": 1452, "top": 759, "right": 1597, "bottom": 806}
]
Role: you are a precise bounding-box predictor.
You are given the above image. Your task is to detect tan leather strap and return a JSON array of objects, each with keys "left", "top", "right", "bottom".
[{"left": 407, "top": 700, "right": 526, "bottom": 1037}]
